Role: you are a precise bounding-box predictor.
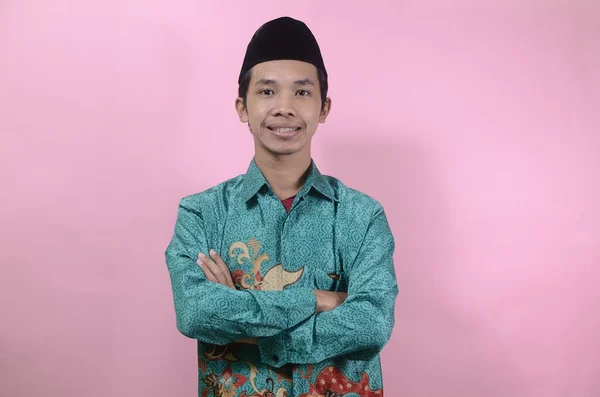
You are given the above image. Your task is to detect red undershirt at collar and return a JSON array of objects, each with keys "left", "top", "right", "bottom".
[{"left": 281, "top": 195, "right": 296, "bottom": 212}]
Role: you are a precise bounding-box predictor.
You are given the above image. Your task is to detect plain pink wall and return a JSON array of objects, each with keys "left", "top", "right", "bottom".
[{"left": 1, "top": 1, "right": 599, "bottom": 396}]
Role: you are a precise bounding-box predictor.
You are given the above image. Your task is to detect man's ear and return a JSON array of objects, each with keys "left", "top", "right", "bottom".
[
  {"left": 319, "top": 97, "right": 332, "bottom": 123},
  {"left": 235, "top": 97, "right": 249, "bottom": 123}
]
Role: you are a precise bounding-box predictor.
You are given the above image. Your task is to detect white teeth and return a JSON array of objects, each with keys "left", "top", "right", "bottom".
[{"left": 272, "top": 127, "right": 297, "bottom": 133}]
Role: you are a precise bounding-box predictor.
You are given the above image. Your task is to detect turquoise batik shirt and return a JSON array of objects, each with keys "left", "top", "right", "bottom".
[{"left": 165, "top": 158, "right": 398, "bottom": 397}]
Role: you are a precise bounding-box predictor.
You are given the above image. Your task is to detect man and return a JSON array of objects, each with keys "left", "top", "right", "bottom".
[{"left": 165, "top": 16, "right": 398, "bottom": 397}]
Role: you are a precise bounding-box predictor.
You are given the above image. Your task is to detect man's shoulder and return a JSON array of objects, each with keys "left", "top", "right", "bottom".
[
  {"left": 179, "top": 174, "right": 244, "bottom": 210},
  {"left": 322, "top": 174, "right": 385, "bottom": 215}
]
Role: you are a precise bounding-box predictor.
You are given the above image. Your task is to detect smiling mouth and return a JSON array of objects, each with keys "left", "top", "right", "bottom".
[{"left": 267, "top": 126, "right": 302, "bottom": 132}]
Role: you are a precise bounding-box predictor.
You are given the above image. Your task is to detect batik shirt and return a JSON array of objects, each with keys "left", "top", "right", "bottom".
[{"left": 165, "top": 158, "right": 398, "bottom": 397}]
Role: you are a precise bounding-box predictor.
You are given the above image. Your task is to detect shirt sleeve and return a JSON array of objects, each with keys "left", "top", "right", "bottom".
[
  {"left": 165, "top": 199, "right": 317, "bottom": 345},
  {"left": 258, "top": 204, "right": 398, "bottom": 367}
]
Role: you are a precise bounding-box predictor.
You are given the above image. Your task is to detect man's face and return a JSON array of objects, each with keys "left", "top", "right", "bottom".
[{"left": 236, "top": 60, "right": 331, "bottom": 158}]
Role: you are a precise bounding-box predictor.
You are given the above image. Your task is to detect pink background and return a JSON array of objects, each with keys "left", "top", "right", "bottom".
[{"left": 1, "top": 1, "right": 599, "bottom": 396}]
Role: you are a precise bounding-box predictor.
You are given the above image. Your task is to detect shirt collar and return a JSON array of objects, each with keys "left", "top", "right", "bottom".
[{"left": 240, "top": 157, "right": 338, "bottom": 203}]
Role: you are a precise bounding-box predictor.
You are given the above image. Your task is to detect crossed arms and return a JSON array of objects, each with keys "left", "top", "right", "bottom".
[
  {"left": 197, "top": 248, "right": 349, "bottom": 346},
  {"left": 165, "top": 200, "right": 398, "bottom": 368}
]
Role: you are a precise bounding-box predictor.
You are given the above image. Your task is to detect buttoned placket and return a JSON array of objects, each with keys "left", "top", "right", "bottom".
[{"left": 269, "top": 190, "right": 308, "bottom": 368}]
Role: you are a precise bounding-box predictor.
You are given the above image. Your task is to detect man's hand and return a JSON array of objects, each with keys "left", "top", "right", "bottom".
[
  {"left": 313, "top": 290, "right": 348, "bottom": 313},
  {"left": 197, "top": 249, "right": 235, "bottom": 289}
]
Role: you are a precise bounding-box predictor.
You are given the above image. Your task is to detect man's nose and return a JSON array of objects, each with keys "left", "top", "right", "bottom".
[{"left": 272, "top": 93, "right": 296, "bottom": 117}]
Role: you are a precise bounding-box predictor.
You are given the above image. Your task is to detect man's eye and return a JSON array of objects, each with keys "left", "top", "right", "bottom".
[
  {"left": 297, "top": 90, "right": 310, "bottom": 96},
  {"left": 260, "top": 89, "right": 274, "bottom": 95}
]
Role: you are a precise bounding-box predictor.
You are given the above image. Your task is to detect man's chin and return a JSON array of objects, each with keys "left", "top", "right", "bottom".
[
  {"left": 262, "top": 144, "right": 301, "bottom": 156},
  {"left": 254, "top": 138, "right": 306, "bottom": 157},
  {"left": 268, "top": 148, "right": 299, "bottom": 156}
]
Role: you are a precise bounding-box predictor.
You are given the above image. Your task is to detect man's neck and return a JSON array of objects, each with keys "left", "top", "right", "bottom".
[{"left": 254, "top": 153, "right": 311, "bottom": 201}]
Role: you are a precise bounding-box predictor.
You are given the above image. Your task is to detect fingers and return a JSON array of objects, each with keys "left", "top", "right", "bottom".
[
  {"left": 197, "top": 250, "right": 235, "bottom": 289},
  {"left": 209, "top": 249, "right": 236, "bottom": 289},
  {"left": 197, "top": 252, "right": 225, "bottom": 285},
  {"left": 197, "top": 255, "right": 217, "bottom": 283}
]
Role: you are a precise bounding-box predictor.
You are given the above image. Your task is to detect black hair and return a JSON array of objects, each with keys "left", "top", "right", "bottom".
[{"left": 238, "top": 67, "right": 328, "bottom": 110}]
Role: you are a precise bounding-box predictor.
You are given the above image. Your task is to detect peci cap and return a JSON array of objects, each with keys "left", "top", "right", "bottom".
[{"left": 238, "top": 16, "right": 327, "bottom": 85}]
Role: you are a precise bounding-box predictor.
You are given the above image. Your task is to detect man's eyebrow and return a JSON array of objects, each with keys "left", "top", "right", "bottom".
[
  {"left": 255, "top": 78, "right": 277, "bottom": 86},
  {"left": 294, "top": 79, "right": 315, "bottom": 86},
  {"left": 254, "top": 78, "right": 316, "bottom": 86}
]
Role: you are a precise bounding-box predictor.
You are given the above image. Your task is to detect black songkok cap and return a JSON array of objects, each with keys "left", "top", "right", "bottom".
[{"left": 238, "top": 16, "right": 327, "bottom": 85}]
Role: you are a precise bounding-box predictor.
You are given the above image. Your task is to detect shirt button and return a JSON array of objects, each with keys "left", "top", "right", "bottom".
[{"left": 273, "top": 355, "right": 279, "bottom": 363}]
